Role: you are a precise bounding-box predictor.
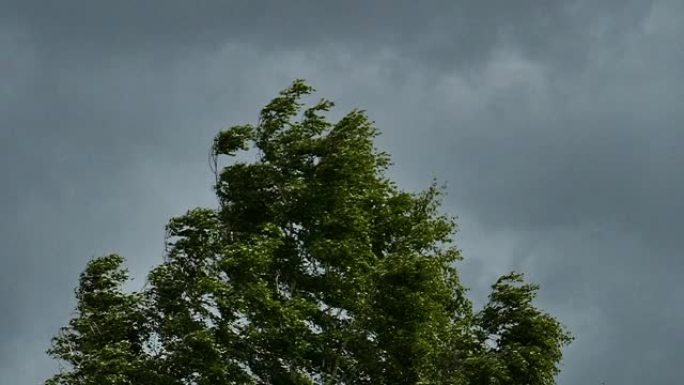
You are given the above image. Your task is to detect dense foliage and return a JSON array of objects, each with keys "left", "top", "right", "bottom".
[{"left": 47, "top": 80, "right": 571, "bottom": 385}]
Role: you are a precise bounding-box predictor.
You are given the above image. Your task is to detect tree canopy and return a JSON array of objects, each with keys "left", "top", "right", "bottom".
[{"left": 46, "top": 80, "right": 571, "bottom": 385}]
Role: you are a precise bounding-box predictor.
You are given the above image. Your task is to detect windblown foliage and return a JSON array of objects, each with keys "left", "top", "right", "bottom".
[{"left": 47, "top": 80, "right": 571, "bottom": 385}]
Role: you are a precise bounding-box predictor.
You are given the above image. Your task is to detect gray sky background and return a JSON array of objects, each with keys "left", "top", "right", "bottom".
[{"left": 2, "top": 1, "right": 682, "bottom": 384}]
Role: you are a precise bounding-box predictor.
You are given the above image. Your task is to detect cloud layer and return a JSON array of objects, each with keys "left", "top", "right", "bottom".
[{"left": 1, "top": 1, "right": 682, "bottom": 384}]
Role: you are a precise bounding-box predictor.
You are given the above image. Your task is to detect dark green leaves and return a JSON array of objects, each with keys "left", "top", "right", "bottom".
[
  {"left": 469, "top": 273, "right": 574, "bottom": 385},
  {"left": 213, "top": 125, "right": 254, "bottom": 156},
  {"left": 46, "top": 80, "right": 571, "bottom": 385},
  {"left": 46, "top": 255, "right": 162, "bottom": 385}
]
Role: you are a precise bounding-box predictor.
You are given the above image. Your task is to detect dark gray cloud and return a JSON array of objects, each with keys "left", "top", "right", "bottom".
[
  {"left": 2, "top": 1, "right": 682, "bottom": 384},
  {"left": 4, "top": 0, "right": 654, "bottom": 72}
]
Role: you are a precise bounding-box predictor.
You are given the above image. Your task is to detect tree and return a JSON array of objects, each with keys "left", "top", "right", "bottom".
[
  {"left": 46, "top": 80, "right": 571, "bottom": 385},
  {"left": 46, "top": 255, "right": 165, "bottom": 385}
]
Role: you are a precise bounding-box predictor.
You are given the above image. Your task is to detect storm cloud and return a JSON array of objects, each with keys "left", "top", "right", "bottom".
[{"left": 1, "top": 1, "right": 682, "bottom": 384}]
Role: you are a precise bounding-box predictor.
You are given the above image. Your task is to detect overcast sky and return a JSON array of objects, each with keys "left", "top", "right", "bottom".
[{"left": 2, "top": 1, "right": 683, "bottom": 384}]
